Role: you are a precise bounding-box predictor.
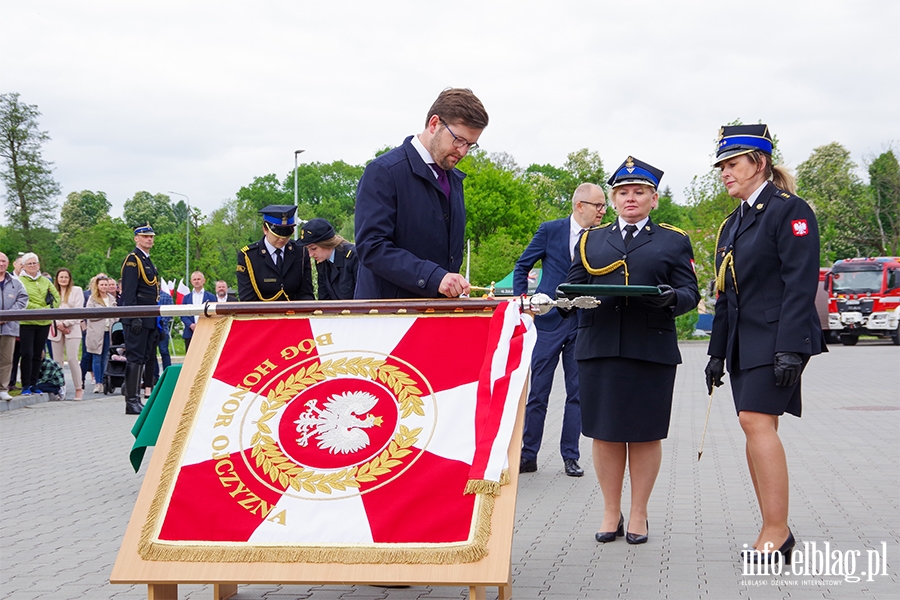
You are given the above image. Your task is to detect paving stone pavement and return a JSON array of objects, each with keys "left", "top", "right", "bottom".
[{"left": 1, "top": 341, "right": 898, "bottom": 599}]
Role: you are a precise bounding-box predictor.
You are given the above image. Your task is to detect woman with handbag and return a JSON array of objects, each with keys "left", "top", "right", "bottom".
[
  {"left": 49, "top": 268, "right": 84, "bottom": 400},
  {"left": 85, "top": 275, "right": 117, "bottom": 394},
  {"left": 17, "top": 253, "right": 60, "bottom": 396}
]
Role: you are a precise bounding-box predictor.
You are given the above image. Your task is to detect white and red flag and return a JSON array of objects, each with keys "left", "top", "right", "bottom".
[
  {"left": 174, "top": 279, "right": 189, "bottom": 304},
  {"left": 140, "top": 301, "right": 535, "bottom": 564}
]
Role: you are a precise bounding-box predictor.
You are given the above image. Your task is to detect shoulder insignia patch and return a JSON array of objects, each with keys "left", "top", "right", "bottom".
[
  {"left": 780, "top": 192, "right": 791, "bottom": 198},
  {"left": 236, "top": 265, "right": 246, "bottom": 273},
  {"left": 659, "top": 223, "right": 687, "bottom": 236},
  {"left": 125, "top": 260, "right": 137, "bottom": 267},
  {"left": 240, "top": 245, "right": 249, "bottom": 252}
]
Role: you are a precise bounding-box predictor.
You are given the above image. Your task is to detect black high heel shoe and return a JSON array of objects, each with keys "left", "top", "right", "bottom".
[
  {"left": 750, "top": 531, "right": 795, "bottom": 564},
  {"left": 625, "top": 520, "right": 649, "bottom": 545},
  {"left": 595, "top": 513, "right": 625, "bottom": 543}
]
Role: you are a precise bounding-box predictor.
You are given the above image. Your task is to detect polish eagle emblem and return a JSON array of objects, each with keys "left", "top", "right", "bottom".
[{"left": 294, "top": 391, "right": 384, "bottom": 454}]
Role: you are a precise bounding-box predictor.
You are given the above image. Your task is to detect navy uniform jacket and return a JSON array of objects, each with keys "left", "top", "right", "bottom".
[
  {"left": 354, "top": 136, "right": 466, "bottom": 299},
  {"left": 514, "top": 217, "right": 575, "bottom": 332},
  {"left": 236, "top": 239, "right": 314, "bottom": 302},
  {"left": 316, "top": 241, "right": 359, "bottom": 300},
  {"left": 120, "top": 247, "right": 159, "bottom": 329},
  {"left": 708, "top": 182, "right": 824, "bottom": 369},
  {"left": 566, "top": 219, "right": 699, "bottom": 365}
]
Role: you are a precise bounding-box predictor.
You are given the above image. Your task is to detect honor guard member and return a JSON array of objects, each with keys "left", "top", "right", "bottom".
[
  {"left": 298, "top": 218, "right": 359, "bottom": 300},
  {"left": 705, "top": 124, "right": 824, "bottom": 564},
  {"left": 236, "top": 205, "right": 314, "bottom": 302},
  {"left": 120, "top": 223, "right": 160, "bottom": 415},
  {"left": 565, "top": 157, "right": 699, "bottom": 545}
]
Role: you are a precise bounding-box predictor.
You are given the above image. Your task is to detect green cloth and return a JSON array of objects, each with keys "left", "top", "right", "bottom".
[{"left": 130, "top": 364, "right": 182, "bottom": 472}]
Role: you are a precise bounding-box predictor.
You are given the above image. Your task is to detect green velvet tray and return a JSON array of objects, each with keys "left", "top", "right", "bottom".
[{"left": 557, "top": 284, "right": 661, "bottom": 297}]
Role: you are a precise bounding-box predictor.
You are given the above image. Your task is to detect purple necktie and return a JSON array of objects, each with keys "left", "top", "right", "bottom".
[{"left": 431, "top": 164, "right": 451, "bottom": 197}]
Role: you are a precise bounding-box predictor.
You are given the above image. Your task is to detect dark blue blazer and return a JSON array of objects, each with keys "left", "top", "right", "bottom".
[
  {"left": 514, "top": 217, "right": 575, "bottom": 331},
  {"left": 354, "top": 136, "right": 466, "bottom": 299},
  {"left": 566, "top": 219, "right": 700, "bottom": 365},
  {"left": 708, "top": 182, "right": 824, "bottom": 369},
  {"left": 180, "top": 290, "right": 216, "bottom": 339}
]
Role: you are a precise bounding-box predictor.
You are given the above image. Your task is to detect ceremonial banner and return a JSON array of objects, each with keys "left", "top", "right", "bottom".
[{"left": 138, "top": 301, "right": 534, "bottom": 565}]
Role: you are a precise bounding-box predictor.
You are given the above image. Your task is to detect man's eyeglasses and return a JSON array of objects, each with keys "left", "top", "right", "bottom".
[
  {"left": 440, "top": 118, "right": 479, "bottom": 151},
  {"left": 581, "top": 201, "right": 607, "bottom": 211}
]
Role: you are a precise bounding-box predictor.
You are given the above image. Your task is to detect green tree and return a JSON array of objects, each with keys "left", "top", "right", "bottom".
[
  {"left": 525, "top": 148, "right": 607, "bottom": 218},
  {"left": 290, "top": 160, "right": 364, "bottom": 236},
  {"left": 797, "top": 142, "right": 870, "bottom": 261},
  {"left": 0, "top": 93, "right": 61, "bottom": 248},
  {"left": 59, "top": 190, "right": 112, "bottom": 261},
  {"left": 684, "top": 169, "right": 735, "bottom": 299},
  {"left": 653, "top": 186, "right": 688, "bottom": 228},
  {"left": 867, "top": 149, "right": 900, "bottom": 255},
  {"left": 123, "top": 191, "right": 177, "bottom": 234}
]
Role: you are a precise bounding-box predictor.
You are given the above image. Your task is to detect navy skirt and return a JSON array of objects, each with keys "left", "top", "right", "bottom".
[
  {"left": 578, "top": 357, "right": 676, "bottom": 443},
  {"left": 729, "top": 351, "right": 806, "bottom": 418},
  {"left": 728, "top": 332, "right": 804, "bottom": 417}
]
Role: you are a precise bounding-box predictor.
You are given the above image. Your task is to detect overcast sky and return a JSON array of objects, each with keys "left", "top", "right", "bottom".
[{"left": 2, "top": 0, "right": 898, "bottom": 222}]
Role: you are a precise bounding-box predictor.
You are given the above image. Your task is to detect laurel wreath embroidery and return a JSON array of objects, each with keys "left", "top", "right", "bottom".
[{"left": 249, "top": 357, "right": 424, "bottom": 494}]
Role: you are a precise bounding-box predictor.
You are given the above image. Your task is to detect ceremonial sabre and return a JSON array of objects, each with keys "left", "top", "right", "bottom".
[{"left": 698, "top": 389, "right": 714, "bottom": 461}]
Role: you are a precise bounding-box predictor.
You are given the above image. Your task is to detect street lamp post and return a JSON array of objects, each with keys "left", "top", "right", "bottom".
[
  {"left": 168, "top": 191, "right": 190, "bottom": 285},
  {"left": 294, "top": 149, "right": 305, "bottom": 239}
]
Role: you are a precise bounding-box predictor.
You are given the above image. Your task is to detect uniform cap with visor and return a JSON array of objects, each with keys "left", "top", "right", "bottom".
[
  {"left": 133, "top": 223, "right": 155, "bottom": 236},
  {"left": 713, "top": 124, "right": 773, "bottom": 166},
  {"left": 260, "top": 204, "right": 297, "bottom": 237},
  {"left": 607, "top": 156, "right": 664, "bottom": 189}
]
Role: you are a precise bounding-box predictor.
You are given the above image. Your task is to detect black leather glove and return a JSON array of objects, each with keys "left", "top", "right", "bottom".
[
  {"left": 130, "top": 319, "right": 143, "bottom": 336},
  {"left": 705, "top": 356, "right": 725, "bottom": 395},
  {"left": 774, "top": 352, "right": 803, "bottom": 387},
  {"left": 642, "top": 284, "right": 677, "bottom": 308}
]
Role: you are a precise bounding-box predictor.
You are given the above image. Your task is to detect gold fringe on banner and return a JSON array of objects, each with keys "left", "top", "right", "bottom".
[
  {"left": 139, "top": 491, "right": 496, "bottom": 564},
  {"left": 139, "top": 317, "right": 231, "bottom": 560},
  {"left": 464, "top": 469, "right": 511, "bottom": 496},
  {"left": 465, "top": 480, "right": 500, "bottom": 496}
]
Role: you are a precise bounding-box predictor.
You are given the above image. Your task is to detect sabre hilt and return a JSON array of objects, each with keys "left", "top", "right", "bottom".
[{"left": 524, "top": 292, "right": 601, "bottom": 315}]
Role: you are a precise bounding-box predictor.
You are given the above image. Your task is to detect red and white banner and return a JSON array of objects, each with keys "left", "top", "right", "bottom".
[{"left": 142, "top": 301, "right": 534, "bottom": 563}]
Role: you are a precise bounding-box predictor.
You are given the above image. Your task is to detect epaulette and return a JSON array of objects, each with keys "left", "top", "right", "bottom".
[
  {"left": 659, "top": 223, "right": 687, "bottom": 236},
  {"left": 589, "top": 222, "right": 612, "bottom": 230},
  {"left": 345, "top": 248, "right": 353, "bottom": 259},
  {"left": 240, "top": 245, "right": 250, "bottom": 252}
]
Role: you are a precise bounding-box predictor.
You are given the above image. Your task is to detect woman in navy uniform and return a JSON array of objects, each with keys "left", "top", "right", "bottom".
[
  {"left": 297, "top": 218, "right": 359, "bottom": 301},
  {"left": 236, "top": 205, "right": 314, "bottom": 302},
  {"left": 120, "top": 223, "right": 159, "bottom": 415},
  {"left": 566, "top": 157, "right": 699, "bottom": 545},
  {"left": 705, "top": 125, "right": 824, "bottom": 564}
]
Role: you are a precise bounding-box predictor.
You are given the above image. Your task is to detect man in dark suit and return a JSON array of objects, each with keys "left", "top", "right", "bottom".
[
  {"left": 120, "top": 223, "right": 160, "bottom": 415},
  {"left": 237, "top": 205, "right": 314, "bottom": 302},
  {"left": 298, "top": 218, "right": 359, "bottom": 300},
  {"left": 514, "top": 183, "right": 607, "bottom": 477},
  {"left": 180, "top": 271, "right": 216, "bottom": 353},
  {"left": 354, "top": 88, "right": 489, "bottom": 299},
  {"left": 214, "top": 280, "right": 237, "bottom": 302}
]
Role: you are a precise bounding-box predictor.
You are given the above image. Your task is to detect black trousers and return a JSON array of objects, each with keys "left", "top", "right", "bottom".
[
  {"left": 19, "top": 324, "right": 50, "bottom": 388},
  {"left": 124, "top": 321, "right": 157, "bottom": 365}
]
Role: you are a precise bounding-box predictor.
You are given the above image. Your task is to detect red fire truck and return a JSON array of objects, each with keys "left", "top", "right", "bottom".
[{"left": 823, "top": 257, "right": 900, "bottom": 345}]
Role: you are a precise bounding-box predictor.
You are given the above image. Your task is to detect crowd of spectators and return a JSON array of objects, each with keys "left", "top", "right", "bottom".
[{"left": 0, "top": 254, "right": 233, "bottom": 402}]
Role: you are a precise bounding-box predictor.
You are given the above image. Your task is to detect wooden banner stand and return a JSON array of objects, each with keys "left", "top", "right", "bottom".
[{"left": 111, "top": 313, "right": 527, "bottom": 600}]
